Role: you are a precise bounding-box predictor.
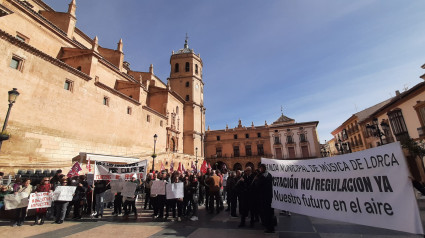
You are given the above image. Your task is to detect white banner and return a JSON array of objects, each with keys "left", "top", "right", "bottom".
[
  {"left": 94, "top": 160, "right": 148, "bottom": 181},
  {"left": 261, "top": 142, "right": 423, "bottom": 235},
  {"left": 53, "top": 186, "right": 76, "bottom": 201},
  {"left": 4, "top": 193, "right": 29, "bottom": 210},
  {"left": 166, "top": 182, "right": 184, "bottom": 199},
  {"left": 151, "top": 180, "right": 166, "bottom": 195},
  {"left": 28, "top": 192, "right": 53, "bottom": 209},
  {"left": 121, "top": 182, "right": 138, "bottom": 197}
]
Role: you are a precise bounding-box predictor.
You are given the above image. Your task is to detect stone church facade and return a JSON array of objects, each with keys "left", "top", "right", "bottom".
[{"left": 0, "top": 0, "right": 205, "bottom": 173}]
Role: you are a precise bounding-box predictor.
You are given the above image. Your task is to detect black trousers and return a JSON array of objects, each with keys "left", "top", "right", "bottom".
[
  {"left": 208, "top": 191, "right": 220, "bottom": 212},
  {"left": 15, "top": 207, "right": 27, "bottom": 224}
]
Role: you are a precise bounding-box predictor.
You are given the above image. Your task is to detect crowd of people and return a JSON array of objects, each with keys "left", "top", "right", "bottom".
[{"left": 0, "top": 164, "right": 276, "bottom": 233}]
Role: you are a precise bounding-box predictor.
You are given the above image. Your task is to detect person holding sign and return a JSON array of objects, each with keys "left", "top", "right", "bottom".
[
  {"left": 123, "top": 175, "right": 138, "bottom": 219},
  {"left": 0, "top": 185, "right": 11, "bottom": 210},
  {"left": 166, "top": 174, "right": 181, "bottom": 221},
  {"left": 93, "top": 180, "right": 108, "bottom": 218},
  {"left": 32, "top": 177, "right": 52, "bottom": 226},
  {"left": 54, "top": 178, "right": 69, "bottom": 224},
  {"left": 12, "top": 178, "right": 32, "bottom": 227}
]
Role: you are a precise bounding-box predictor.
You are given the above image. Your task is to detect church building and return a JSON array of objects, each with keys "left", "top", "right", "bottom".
[{"left": 0, "top": 0, "right": 205, "bottom": 173}]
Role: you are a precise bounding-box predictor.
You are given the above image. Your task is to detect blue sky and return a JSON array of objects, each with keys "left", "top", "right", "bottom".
[{"left": 43, "top": 0, "right": 425, "bottom": 143}]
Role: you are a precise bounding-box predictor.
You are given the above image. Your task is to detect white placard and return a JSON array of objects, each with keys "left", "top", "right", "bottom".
[
  {"left": 261, "top": 142, "right": 423, "bottom": 235},
  {"left": 110, "top": 179, "right": 124, "bottom": 194},
  {"left": 53, "top": 186, "right": 77, "bottom": 201},
  {"left": 121, "top": 182, "right": 138, "bottom": 197},
  {"left": 86, "top": 173, "right": 94, "bottom": 185},
  {"left": 28, "top": 192, "right": 53, "bottom": 209},
  {"left": 4, "top": 193, "right": 29, "bottom": 210},
  {"left": 103, "top": 189, "right": 115, "bottom": 203},
  {"left": 166, "top": 182, "right": 184, "bottom": 199},
  {"left": 151, "top": 180, "right": 166, "bottom": 195}
]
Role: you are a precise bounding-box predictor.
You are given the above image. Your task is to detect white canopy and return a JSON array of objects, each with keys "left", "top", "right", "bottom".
[{"left": 79, "top": 153, "right": 140, "bottom": 164}]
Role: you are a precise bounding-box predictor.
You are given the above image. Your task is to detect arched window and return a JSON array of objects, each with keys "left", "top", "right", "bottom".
[
  {"left": 174, "top": 63, "right": 179, "bottom": 73},
  {"left": 185, "top": 95, "right": 189, "bottom": 101},
  {"left": 185, "top": 81, "right": 190, "bottom": 87},
  {"left": 195, "top": 64, "right": 198, "bottom": 74},
  {"left": 185, "top": 62, "right": 190, "bottom": 72},
  {"left": 176, "top": 106, "right": 179, "bottom": 114}
]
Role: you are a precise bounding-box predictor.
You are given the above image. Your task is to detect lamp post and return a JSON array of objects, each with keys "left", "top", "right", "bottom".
[
  {"left": 0, "top": 88, "right": 20, "bottom": 151},
  {"left": 366, "top": 118, "right": 388, "bottom": 146},
  {"left": 152, "top": 134, "right": 157, "bottom": 172},
  {"left": 195, "top": 147, "right": 198, "bottom": 172}
]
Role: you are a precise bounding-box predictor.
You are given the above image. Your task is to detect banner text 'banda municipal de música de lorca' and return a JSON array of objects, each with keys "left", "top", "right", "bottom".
[{"left": 261, "top": 142, "right": 423, "bottom": 235}]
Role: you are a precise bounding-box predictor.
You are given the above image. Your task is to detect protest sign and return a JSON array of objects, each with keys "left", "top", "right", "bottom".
[
  {"left": 4, "top": 193, "right": 29, "bottom": 210},
  {"left": 121, "top": 182, "right": 138, "bottom": 197},
  {"left": 261, "top": 142, "right": 423, "bottom": 234},
  {"left": 166, "top": 182, "right": 184, "bottom": 199},
  {"left": 28, "top": 192, "right": 53, "bottom": 209},
  {"left": 110, "top": 179, "right": 124, "bottom": 193},
  {"left": 94, "top": 160, "right": 148, "bottom": 180},
  {"left": 53, "top": 186, "right": 76, "bottom": 201},
  {"left": 103, "top": 190, "right": 115, "bottom": 203},
  {"left": 151, "top": 180, "right": 166, "bottom": 195}
]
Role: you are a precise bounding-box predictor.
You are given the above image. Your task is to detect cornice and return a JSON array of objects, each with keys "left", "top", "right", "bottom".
[
  {"left": 94, "top": 81, "right": 141, "bottom": 106},
  {"left": 169, "top": 75, "right": 204, "bottom": 85},
  {"left": 142, "top": 106, "right": 167, "bottom": 119},
  {"left": 0, "top": 28, "right": 91, "bottom": 81}
]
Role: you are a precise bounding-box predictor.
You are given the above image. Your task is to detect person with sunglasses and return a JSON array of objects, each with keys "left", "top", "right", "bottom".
[{"left": 54, "top": 178, "right": 69, "bottom": 224}]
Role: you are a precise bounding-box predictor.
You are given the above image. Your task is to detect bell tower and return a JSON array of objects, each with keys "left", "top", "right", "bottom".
[{"left": 169, "top": 36, "right": 205, "bottom": 156}]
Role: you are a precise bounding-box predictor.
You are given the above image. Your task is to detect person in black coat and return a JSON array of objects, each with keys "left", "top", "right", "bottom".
[
  {"left": 236, "top": 166, "right": 254, "bottom": 227},
  {"left": 257, "top": 164, "right": 275, "bottom": 233}
]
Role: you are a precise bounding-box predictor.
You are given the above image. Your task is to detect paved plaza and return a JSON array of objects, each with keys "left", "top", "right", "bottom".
[{"left": 1, "top": 199, "right": 424, "bottom": 238}]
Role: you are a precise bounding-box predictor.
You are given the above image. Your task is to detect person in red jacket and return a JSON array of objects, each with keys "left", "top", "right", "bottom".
[{"left": 32, "top": 177, "right": 52, "bottom": 225}]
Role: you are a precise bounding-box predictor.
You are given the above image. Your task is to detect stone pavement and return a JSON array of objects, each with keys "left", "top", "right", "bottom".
[{"left": 1, "top": 199, "right": 425, "bottom": 238}]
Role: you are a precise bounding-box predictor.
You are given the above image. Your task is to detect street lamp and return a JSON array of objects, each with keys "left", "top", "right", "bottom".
[
  {"left": 195, "top": 147, "right": 198, "bottom": 172},
  {"left": 366, "top": 118, "right": 388, "bottom": 146},
  {"left": 152, "top": 134, "right": 157, "bottom": 172},
  {"left": 0, "top": 88, "right": 20, "bottom": 151}
]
